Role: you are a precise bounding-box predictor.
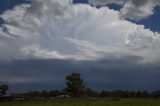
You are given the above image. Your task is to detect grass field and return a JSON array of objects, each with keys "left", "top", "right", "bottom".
[{"left": 0, "top": 98, "right": 160, "bottom": 106}]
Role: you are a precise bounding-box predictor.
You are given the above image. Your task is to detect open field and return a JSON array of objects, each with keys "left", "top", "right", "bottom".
[{"left": 0, "top": 98, "right": 160, "bottom": 106}]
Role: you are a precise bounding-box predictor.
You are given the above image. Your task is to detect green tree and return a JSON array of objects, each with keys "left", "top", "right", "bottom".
[
  {"left": 65, "top": 73, "right": 85, "bottom": 96},
  {"left": 0, "top": 84, "right": 9, "bottom": 96}
]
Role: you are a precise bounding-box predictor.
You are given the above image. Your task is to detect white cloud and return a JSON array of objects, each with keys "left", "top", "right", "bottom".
[
  {"left": 20, "top": 45, "right": 66, "bottom": 59},
  {"left": 89, "top": 0, "right": 160, "bottom": 20},
  {"left": 0, "top": 0, "right": 160, "bottom": 63}
]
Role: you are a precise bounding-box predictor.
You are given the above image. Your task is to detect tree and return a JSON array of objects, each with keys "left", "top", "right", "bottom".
[
  {"left": 151, "top": 90, "right": 160, "bottom": 98},
  {"left": 142, "top": 90, "right": 149, "bottom": 98},
  {"left": 136, "top": 91, "right": 143, "bottom": 98},
  {"left": 49, "top": 90, "right": 61, "bottom": 97},
  {"left": 85, "top": 88, "right": 98, "bottom": 97},
  {"left": 65, "top": 73, "right": 85, "bottom": 96},
  {"left": 41, "top": 90, "right": 48, "bottom": 97},
  {"left": 0, "top": 84, "right": 9, "bottom": 96}
]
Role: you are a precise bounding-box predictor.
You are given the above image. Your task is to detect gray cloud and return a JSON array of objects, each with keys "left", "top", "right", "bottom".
[
  {"left": 0, "top": 56, "right": 160, "bottom": 92},
  {"left": 89, "top": 0, "right": 160, "bottom": 20}
]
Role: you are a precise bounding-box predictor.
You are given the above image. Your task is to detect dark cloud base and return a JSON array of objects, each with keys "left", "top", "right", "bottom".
[{"left": 0, "top": 56, "right": 160, "bottom": 93}]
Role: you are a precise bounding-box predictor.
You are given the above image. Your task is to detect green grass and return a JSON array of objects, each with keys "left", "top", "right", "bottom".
[{"left": 0, "top": 98, "right": 160, "bottom": 106}]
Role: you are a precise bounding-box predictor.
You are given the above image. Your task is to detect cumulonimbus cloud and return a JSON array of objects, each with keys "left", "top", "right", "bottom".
[
  {"left": 89, "top": 0, "right": 160, "bottom": 20},
  {"left": 0, "top": 0, "right": 160, "bottom": 63}
]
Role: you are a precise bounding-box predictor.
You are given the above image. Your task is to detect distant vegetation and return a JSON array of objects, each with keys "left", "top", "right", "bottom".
[
  {"left": 1, "top": 98, "right": 160, "bottom": 106},
  {"left": 23, "top": 89, "right": 160, "bottom": 99},
  {"left": 0, "top": 84, "right": 9, "bottom": 96},
  {"left": 0, "top": 73, "right": 160, "bottom": 99}
]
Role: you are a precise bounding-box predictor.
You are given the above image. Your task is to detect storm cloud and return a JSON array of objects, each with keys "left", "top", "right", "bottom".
[
  {"left": 1, "top": 56, "right": 160, "bottom": 92},
  {"left": 0, "top": 0, "right": 159, "bottom": 61},
  {"left": 0, "top": 0, "right": 160, "bottom": 92}
]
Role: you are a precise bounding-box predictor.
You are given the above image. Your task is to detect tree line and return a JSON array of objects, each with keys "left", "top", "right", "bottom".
[
  {"left": 23, "top": 89, "right": 160, "bottom": 98},
  {"left": 1, "top": 73, "right": 160, "bottom": 98}
]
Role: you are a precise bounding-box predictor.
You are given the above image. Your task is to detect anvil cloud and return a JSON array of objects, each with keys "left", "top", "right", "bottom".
[
  {"left": 0, "top": 0, "right": 160, "bottom": 91},
  {"left": 0, "top": 0, "right": 160, "bottom": 62}
]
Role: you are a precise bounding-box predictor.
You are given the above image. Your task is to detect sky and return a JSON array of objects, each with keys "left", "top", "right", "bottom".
[{"left": 0, "top": 0, "right": 160, "bottom": 93}]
